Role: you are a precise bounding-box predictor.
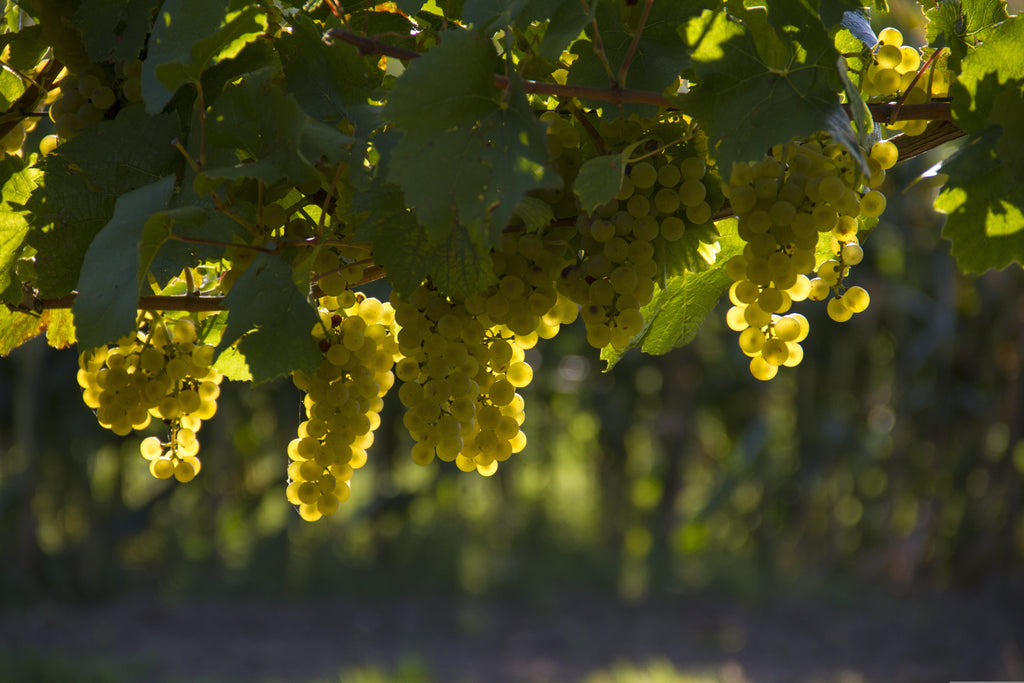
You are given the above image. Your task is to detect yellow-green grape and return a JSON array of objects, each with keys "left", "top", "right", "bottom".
[
  {"left": 877, "top": 27, "right": 903, "bottom": 46},
  {"left": 870, "top": 140, "right": 899, "bottom": 171},
  {"left": 750, "top": 356, "right": 778, "bottom": 381},
  {"left": 0, "top": 123, "right": 26, "bottom": 153},
  {"left": 843, "top": 286, "right": 871, "bottom": 313},
  {"left": 288, "top": 298, "right": 397, "bottom": 520},
  {"left": 875, "top": 44, "right": 902, "bottom": 70},
  {"left": 860, "top": 190, "right": 887, "bottom": 218},
  {"left": 827, "top": 296, "right": 853, "bottom": 322}
]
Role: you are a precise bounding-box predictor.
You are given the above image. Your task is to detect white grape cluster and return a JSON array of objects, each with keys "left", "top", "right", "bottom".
[
  {"left": 859, "top": 27, "right": 950, "bottom": 137},
  {"left": 464, "top": 224, "right": 580, "bottom": 342},
  {"left": 722, "top": 136, "right": 896, "bottom": 380},
  {"left": 287, "top": 295, "right": 399, "bottom": 521},
  {"left": 78, "top": 316, "right": 222, "bottom": 482},
  {"left": 391, "top": 284, "right": 530, "bottom": 477},
  {"left": 46, "top": 59, "right": 143, "bottom": 142}
]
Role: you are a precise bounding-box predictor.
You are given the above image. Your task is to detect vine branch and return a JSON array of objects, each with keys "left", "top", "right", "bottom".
[{"left": 324, "top": 29, "right": 956, "bottom": 124}]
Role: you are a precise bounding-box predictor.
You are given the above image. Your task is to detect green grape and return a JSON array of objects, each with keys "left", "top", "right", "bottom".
[
  {"left": 749, "top": 356, "right": 778, "bottom": 381},
  {"left": 626, "top": 194, "right": 650, "bottom": 218},
  {"left": 654, "top": 188, "right": 680, "bottom": 214},
  {"left": 860, "top": 190, "right": 887, "bottom": 218},
  {"left": 629, "top": 162, "right": 657, "bottom": 189},
  {"left": 679, "top": 156, "right": 706, "bottom": 181},
  {"left": 876, "top": 44, "right": 902, "bottom": 69},
  {"left": 827, "top": 296, "right": 853, "bottom": 322},
  {"left": 685, "top": 202, "right": 711, "bottom": 225},
  {"left": 678, "top": 179, "right": 707, "bottom": 207},
  {"left": 660, "top": 216, "right": 686, "bottom": 241},
  {"left": 877, "top": 27, "right": 903, "bottom": 46},
  {"left": 843, "top": 286, "right": 870, "bottom": 313}
]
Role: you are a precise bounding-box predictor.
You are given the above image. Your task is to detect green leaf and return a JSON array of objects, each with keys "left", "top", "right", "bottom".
[
  {"left": 387, "top": 72, "right": 554, "bottom": 264},
  {"left": 71, "top": 175, "right": 177, "bottom": 350},
  {"left": 44, "top": 308, "right": 76, "bottom": 349},
  {"left": 421, "top": 224, "right": 494, "bottom": 297},
  {"left": 686, "top": 4, "right": 851, "bottom": 176},
  {"left": 925, "top": 0, "right": 1008, "bottom": 70},
  {"left": 512, "top": 195, "right": 554, "bottom": 232},
  {"left": 567, "top": 2, "right": 708, "bottom": 118},
  {"left": 2, "top": 25, "right": 49, "bottom": 74},
  {"left": 936, "top": 125, "right": 1024, "bottom": 272},
  {"left": 383, "top": 29, "right": 499, "bottom": 132},
  {"left": 194, "top": 310, "right": 251, "bottom": 381},
  {"left": 278, "top": 15, "right": 382, "bottom": 133},
  {"left": 353, "top": 180, "right": 432, "bottom": 297},
  {"left": 537, "top": 0, "right": 592, "bottom": 61},
  {"left": 602, "top": 220, "right": 743, "bottom": 369},
  {"left": 142, "top": 0, "right": 266, "bottom": 114},
  {"left": 144, "top": 207, "right": 243, "bottom": 287},
  {"left": 25, "top": 105, "right": 181, "bottom": 297},
  {"left": 948, "top": 13, "right": 1024, "bottom": 133},
  {"left": 203, "top": 70, "right": 354, "bottom": 187},
  {"left": 0, "top": 306, "right": 45, "bottom": 356},
  {"left": 215, "top": 252, "right": 321, "bottom": 384},
  {"left": 0, "top": 68, "right": 26, "bottom": 110},
  {"left": 935, "top": 14, "right": 1024, "bottom": 271},
  {"left": 73, "top": 0, "right": 158, "bottom": 62},
  {"left": 0, "top": 155, "right": 35, "bottom": 305},
  {"left": 575, "top": 154, "right": 626, "bottom": 215}
]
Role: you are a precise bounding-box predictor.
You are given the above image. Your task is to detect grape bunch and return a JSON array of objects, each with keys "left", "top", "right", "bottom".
[
  {"left": 722, "top": 136, "right": 894, "bottom": 380},
  {"left": 391, "top": 283, "right": 530, "bottom": 476},
  {"left": 464, "top": 223, "right": 580, "bottom": 343},
  {"left": 46, "top": 58, "right": 143, "bottom": 140},
  {"left": 858, "top": 27, "right": 950, "bottom": 137},
  {"left": 287, "top": 295, "right": 400, "bottom": 521},
  {"left": 557, "top": 147, "right": 715, "bottom": 350},
  {"left": 77, "top": 315, "right": 223, "bottom": 481}
]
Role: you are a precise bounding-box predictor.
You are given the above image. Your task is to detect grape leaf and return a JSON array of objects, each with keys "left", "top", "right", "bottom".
[
  {"left": 602, "top": 219, "right": 744, "bottom": 369},
  {"left": 947, "top": 13, "right": 1024, "bottom": 134},
  {"left": 538, "top": 0, "right": 593, "bottom": 61},
  {"left": 567, "top": 2, "right": 708, "bottom": 118},
  {"left": 142, "top": 0, "right": 266, "bottom": 114},
  {"left": 925, "top": 0, "right": 1008, "bottom": 70},
  {"left": 143, "top": 207, "right": 243, "bottom": 288},
  {"left": 0, "top": 67, "right": 26, "bottom": 110},
  {"left": 936, "top": 15, "right": 1024, "bottom": 271},
  {"left": 386, "top": 40, "right": 554, "bottom": 278},
  {"left": 215, "top": 252, "right": 321, "bottom": 384},
  {"left": 278, "top": 15, "right": 382, "bottom": 134},
  {"left": 73, "top": 0, "right": 157, "bottom": 62},
  {"left": 0, "top": 306, "right": 45, "bottom": 356},
  {"left": 383, "top": 29, "right": 500, "bottom": 132},
  {"left": 353, "top": 180, "right": 432, "bottom": 297},
  {"left": 1, "top": 25, "right": 48, "bottom": 73},
  {"left": 203, "top": 70, "right": 355, "bottom": 187},
  {"left": 194, "top": 310, "right": 251, "bottom": 381},
  {"left": 72, "top": 175, "right": 177, "bottom": 350},
  {"left": 44, "top": 308, "right": 76, "bottom": 349},
  {"left": 421, "top": 224, "right": 494, "bottom": 297},
  {"left": 686, "top": 3, "right": 853, "bottom": 176},
  {"left": 573, "top": 143, "right": 643, "bottom": 216},
  {"left": 0, "top": 155, "right": 35, "bottom": 305},
  {"left": 936, "top": 126, "right": 1024, "bottom": 272},
  {"left": 25, "top": 106, "right": 181, "bottom": 298}
]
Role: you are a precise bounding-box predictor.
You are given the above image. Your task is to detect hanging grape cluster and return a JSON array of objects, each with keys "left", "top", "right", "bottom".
[
  {"left": 722, "top": 136, "right": 898, "bottom": 380},
  {"left": 287, "top": 295, "right": 399, "bottom": 521},
  {"left": 77, "top": 315, "right": 223, "bottom": 482}
]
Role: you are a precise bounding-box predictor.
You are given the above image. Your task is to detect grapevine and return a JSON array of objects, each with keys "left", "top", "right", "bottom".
[{"left": 2, "top": 2, "right": 1022, "bottom": 521}]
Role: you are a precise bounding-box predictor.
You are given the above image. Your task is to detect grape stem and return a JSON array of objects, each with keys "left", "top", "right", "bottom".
[{"left": 617, "top": 0, "right": 655, "bottom": 89}]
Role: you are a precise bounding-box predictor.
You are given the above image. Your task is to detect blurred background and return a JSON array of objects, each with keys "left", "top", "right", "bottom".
[{"left": 3, "top": 4, "right": 1024, "bottom": 683}]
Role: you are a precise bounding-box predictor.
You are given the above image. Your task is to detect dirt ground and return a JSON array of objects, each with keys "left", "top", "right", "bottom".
[{"left": 2, "top": 580, "right": 1023, "bottom": 683}]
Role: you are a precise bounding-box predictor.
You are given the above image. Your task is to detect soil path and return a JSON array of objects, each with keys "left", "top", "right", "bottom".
[{"left": 2, "top": 582, "right": 1023, "bottom": 682}]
